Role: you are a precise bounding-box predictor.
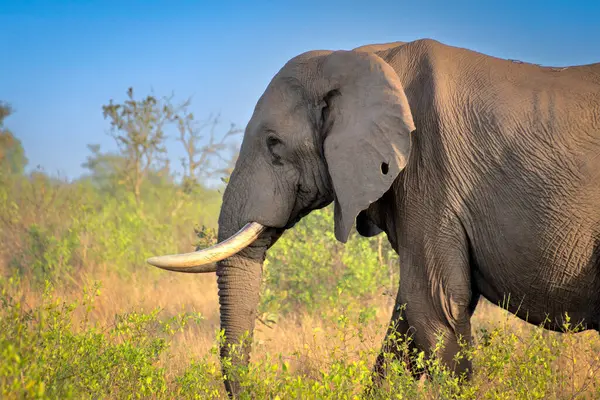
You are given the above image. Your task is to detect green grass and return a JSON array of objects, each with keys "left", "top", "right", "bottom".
[{"left": 2, "top": 276, "right": 600, "bottom": 399}]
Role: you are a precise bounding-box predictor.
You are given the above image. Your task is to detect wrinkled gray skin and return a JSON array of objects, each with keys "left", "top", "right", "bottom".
[{"left": 216, "top": 38, "right": 600, "bottom": 396}]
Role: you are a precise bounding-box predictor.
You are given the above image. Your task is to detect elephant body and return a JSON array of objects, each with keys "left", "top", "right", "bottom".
[
  {"left": 356, "top": 40, "right": 600, "bottom": 375},
  {"left": 367, "top": 40, "right": 600, "bottom": 327},
  {"left": 149, "top": 39, "right": 600, "bottom": 396}
]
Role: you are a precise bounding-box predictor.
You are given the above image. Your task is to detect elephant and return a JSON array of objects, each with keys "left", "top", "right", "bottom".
[{"left": 147, "top": 38, "right": 600, "bottom": 396}]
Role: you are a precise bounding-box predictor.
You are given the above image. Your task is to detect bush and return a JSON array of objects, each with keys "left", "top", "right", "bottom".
[
  {"left": 2, "top": 276, "right": 600, "bottom": 399},
  {"left": 0, "top": 172, "right": 221, "bottom": 283},
  {"left": 261, "top": 206, "right": 398, "bottom": 319},
  {"left": 0, "top": 277, "right": 213, "bottom": 399}
]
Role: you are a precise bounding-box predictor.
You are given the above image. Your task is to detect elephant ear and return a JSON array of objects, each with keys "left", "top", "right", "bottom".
[{"left": 321, "top": 51, "right": 415, "bottom": 243}]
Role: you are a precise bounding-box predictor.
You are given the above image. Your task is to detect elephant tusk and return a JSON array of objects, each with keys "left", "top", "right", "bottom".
[
  {"left": 146, "top": 222, "right": 266, "bottom": 273},
  {"left": 148, "top": 263, "right": 218, "bottom": 273}
]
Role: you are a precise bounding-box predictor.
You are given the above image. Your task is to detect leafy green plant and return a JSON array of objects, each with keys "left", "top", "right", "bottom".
[
  {"left": 261, "top": 206, "right": 398, "bottom": 319},
  {"left": 1, "top": 275, "right": 600, "bottom": 399},
  {"left": 0, "top": 278, "right": 207, "bottom": 399}
]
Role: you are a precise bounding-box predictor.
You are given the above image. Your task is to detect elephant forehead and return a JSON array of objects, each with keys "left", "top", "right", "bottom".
[
  {"left": 248, "top": 110, "right": 312, "bottom": 142},
  {"left": 260, "top": 77, "right": 309, "bottom": 110},
  {"left": 250, "top": 88, "right": 312, "bottom": 132}
]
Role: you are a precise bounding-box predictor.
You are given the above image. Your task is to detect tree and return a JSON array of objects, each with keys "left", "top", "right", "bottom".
[
  {"left": 80, "top": 144, "right": 126, "bottom": 194},
  {"left": 0, "top": 102, "right": 28, "bottom": 176},
  {"left": 101, "top": 88, "right": 178, "bottom": 204},
  {"left": 176, "top": 109, "right": 242, "bottom": 192},
  {"left": 99, "top": 87, "right": 242, "bottom": 201}
]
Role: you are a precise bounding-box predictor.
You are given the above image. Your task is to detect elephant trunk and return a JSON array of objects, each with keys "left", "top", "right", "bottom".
[
  {"left": 147, "top": 144, "right": 289, "bottom": 396},
  {"left": 214, "top": 173, "right": 281, "bottom": 397},
  {"left": 216, "top": 252, "right": 264, "bottom": 396}
]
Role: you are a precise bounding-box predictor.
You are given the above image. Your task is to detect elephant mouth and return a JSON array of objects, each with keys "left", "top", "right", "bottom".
[
  {"left": 146, "top": 194, "right": 332, "bottom": 273},
  {"left": 145, "top": 222, "right": 267, "bottom": 273}
]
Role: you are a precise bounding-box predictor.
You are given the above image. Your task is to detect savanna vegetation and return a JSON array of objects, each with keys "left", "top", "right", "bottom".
[{"left": 1, "top": 92, "right": 600, "bottom": 399}]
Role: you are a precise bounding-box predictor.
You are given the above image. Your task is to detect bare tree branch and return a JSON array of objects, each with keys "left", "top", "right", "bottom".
[
  {"left": 102, "top": 88, "right": 180, "bottom": 204},
  {"left": 175, "top": 106, "right": 242, "bottom": 192}
]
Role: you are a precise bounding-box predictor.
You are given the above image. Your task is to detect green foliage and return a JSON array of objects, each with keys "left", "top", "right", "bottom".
[
  {"left": 18, "top": 223, "right": 79, "bottom": 283},
  {"left": 2, "top": 276, "right": 599, "bottom": 399},
  {"left": 0, "top": 102, "right": 28, "bottom": 176},
  {"left": 0, "top": 91, "right": 227, "bottom": 284},
  {"left": 261, "top": 206, "right": 398, "bottom": 318},
  {"left": 0, "top": 278, "right": 211, "bottom": 399},
  {"left": 80, "top": 143, "right": 127, "bottom": 195},
  {"left": 97, "top": 88, "right": 240, "bottom": 203},
  {"left": 0, "top": 165, "right": 221, "bottom": 284}
]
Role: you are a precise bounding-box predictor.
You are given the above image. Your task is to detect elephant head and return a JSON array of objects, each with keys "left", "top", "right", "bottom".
[{"left": 147, "top": 49, "right": 416, "bottom": 396}]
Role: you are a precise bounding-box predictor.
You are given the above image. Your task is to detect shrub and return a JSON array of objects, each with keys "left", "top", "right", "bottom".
[
  {"left": 2, "top": 276, "right": 600, "bottom": 399},
  {"left": 261, "top": 206, "right": 398, "bottom": 319}
]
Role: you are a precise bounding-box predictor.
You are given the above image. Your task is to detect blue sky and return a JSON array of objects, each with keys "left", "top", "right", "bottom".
[{"left": 2, "top": 1, "right": 599, "bottom": 180}]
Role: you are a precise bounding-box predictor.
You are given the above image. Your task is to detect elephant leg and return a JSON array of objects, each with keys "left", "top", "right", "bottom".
[
  {"left": 399, "top": 289, "right": 475, "bottom": 379},
  {"left": 372, "top": 213, "right": 475, "bottom": 388},
  {"left": 371, "top": 286, "right": 418, "bottom": 384}
]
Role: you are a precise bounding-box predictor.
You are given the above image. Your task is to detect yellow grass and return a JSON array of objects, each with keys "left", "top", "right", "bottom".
[{"left": 13, "top": 268, "right": 600, "bottom": 398}]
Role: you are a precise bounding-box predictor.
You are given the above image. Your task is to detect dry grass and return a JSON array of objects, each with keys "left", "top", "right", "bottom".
[{"left": 12, "top": 268, "right": 600, "bottom": 397}]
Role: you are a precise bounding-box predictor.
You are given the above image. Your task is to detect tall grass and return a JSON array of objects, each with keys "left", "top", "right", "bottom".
[
  {"left": 3, "top": 273, "right": 600, "bottom": 399},
  {"left": 2, "top": 170, "right": 600, "bottom": 398}
]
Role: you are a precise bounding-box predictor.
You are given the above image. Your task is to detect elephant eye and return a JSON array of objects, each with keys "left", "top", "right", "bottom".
[
  {"left": 266, "top": 135, "right": 282, "bottom": 151},
  {"left": 266, "top": 135, "right": 284, "bottom": 165}
]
